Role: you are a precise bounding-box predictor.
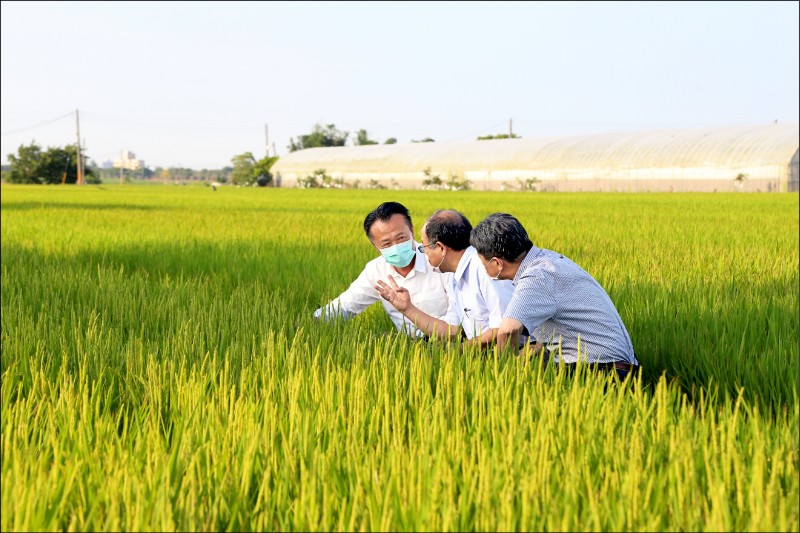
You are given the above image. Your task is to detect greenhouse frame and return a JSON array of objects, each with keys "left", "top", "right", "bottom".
[{"left": 272, "top": 123, "right": 799, "bottom": 192}]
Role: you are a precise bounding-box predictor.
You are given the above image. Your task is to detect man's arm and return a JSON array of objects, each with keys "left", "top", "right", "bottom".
[
  {"left": 314, "top": 264, "right": 381, "bottom": 321},
  {"left": 313, "top": 298, "right": 356, "bottom": 321},
  {"left": 496, "top": 317, "right": 524, "bottom": 354},
  {"left": 460, "top": 327, "right": 499, "bottom": 349},
  {"left": 497, "top": 270, "right": 556, "bottom": 356},
  {"left": 375, "top": 277, "right": 460, "bottom": 339},
  {"left": 465, "top": 327, "right": 546, "bottom": 355}
]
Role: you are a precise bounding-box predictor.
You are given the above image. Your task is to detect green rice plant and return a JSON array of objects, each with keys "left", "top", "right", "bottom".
[{"left": 1, "top": 184, "right": 797, "bottom": 531}]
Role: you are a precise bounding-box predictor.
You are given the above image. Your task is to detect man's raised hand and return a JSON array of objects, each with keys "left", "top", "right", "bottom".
[{"left": 375, "top": 277, "right": 412, "bottom": 312}]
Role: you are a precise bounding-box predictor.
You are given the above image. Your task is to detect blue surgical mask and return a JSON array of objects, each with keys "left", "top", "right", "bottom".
[{"left": 380, "top": 240, "right": 416, "bottom": 267}]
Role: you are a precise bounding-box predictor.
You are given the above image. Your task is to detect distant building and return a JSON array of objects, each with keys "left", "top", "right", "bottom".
[
  {"left": 113, "top": 150, "right": 144, "bottom": 171},
  {"left": 101, "top": 160, "right": 114, "bottom": 169}
]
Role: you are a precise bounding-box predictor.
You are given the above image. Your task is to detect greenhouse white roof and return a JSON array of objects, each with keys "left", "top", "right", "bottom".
[{"left": 272, "top": 123, "right": 799, "bottom": 177}]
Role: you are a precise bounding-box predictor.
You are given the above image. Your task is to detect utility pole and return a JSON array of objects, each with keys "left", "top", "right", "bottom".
[
  {"left": 509, "top": 117, "right": 513, "bottom": 138},
  {"left": 265, "top": 124, "right": 269, "bottom": 157},
  {"left": 272, "top": 142, "right": 276, "bottom": 157},
  {"left": 75, "top": 109, "right": 84, "bottom": 185}
]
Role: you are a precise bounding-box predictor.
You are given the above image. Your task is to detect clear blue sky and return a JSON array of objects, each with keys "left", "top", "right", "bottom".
[{"left": 2, "top": 1, "right": 798, "bottom": 170}]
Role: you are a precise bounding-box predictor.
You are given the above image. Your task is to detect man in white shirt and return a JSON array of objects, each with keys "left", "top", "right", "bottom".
[
  {"left": 313, "top": 202, "right": 451, "bottom": 337},
  {"left": 375, "top": 209, "right": 528, "bottom": 348}
]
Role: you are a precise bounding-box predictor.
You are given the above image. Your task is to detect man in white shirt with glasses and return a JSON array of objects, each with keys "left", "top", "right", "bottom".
[
  {"left": 313, "top": 201, "right": 452, "bottom": 337},
  {"left": 375, "top": 209, "right": 531, "bottom": 349}
]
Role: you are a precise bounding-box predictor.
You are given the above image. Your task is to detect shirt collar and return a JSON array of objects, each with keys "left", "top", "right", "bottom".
[
  {"left": 513, "top": 244, "right": 542, "bottom": 284},
  {"left": 413, "top": 241, "right": 428, "bottom": 273},
  {"left": 453, "top": 246, "right": 477, "bottom": 282}
]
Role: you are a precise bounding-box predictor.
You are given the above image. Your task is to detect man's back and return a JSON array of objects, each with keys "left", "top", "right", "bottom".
[{"left": 506, "top": 246, "right": 636, "bottom": 364}]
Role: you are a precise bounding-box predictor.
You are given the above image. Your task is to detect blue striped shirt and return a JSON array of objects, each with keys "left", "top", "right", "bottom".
[{"left": 503, "top": 246, "right": 637, "bottom": 365}]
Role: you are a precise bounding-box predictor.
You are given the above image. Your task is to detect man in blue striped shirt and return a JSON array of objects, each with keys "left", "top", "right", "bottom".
[{"left": 470, "top": 213, "right": 639, "bottom": 379}]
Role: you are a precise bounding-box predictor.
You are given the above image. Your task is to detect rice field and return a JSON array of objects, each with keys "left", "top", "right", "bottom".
[{"left": 1, "top": 184, "right": 798, "bottom": 531}]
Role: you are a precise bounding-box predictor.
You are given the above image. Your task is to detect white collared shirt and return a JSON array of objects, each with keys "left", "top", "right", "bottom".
[
  {"left": 314, "top": 242, "right": 452, "bottom": 336},
  {"left": 442, "top": 246, "right": 516, "bottom": 339}
]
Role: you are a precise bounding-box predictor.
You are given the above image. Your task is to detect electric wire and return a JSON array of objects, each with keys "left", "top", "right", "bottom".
[{"left": 0, "top": 111, "right": 75, "bottom": 136}]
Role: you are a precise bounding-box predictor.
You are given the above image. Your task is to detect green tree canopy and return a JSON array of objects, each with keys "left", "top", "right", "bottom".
[
  {"left": 355, "top": 129, "right": 378, "bottom": 146},
  {"left": 288, "top": 124, "right": 349, "bottom": 152},
  {"left": 411, "top": 137, "right": 435, "bottom": 143},
  {"left": 6, "top": 142, "right": 96, "bottom": 184},
  {"left": 477, "top": 133, "right": 520, "bottom": 140},
  {"left": 384, "top": 137, "right": 398, "bottom": 145},
  {"left": 229, "top": 152, "right": 279, "bottom": 186}
]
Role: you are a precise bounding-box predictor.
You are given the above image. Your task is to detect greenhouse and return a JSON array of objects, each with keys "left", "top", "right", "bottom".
[{"left": 272, "top": 123, "right": 799, "bottom": 192}]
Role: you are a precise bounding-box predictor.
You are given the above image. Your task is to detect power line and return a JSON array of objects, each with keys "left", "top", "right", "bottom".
[{"left": 0, "top": 111, "right": 75, "bottom": 136}]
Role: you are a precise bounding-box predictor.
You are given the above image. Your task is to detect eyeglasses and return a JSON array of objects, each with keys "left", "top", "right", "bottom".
[{"left": 417, "top": 242, "right": 437, "bottom": 253}]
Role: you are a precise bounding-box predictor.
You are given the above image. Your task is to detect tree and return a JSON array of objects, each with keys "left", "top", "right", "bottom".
[
  {"left": 384, "top": 137, "right": 397, "bottom": 145},
  {"left": 421, "top": 167, "right": 443, "bottom": 190},
  {"left": 6, "top": 142, "right": 95, "bottom": 184},
  {"left": 516, "top": 177, "right": 539, "bottom": 192},
  {"left": 446, "top": 173, "right": 472, "bottom": 191},
  {"left": 6, "top": 142, "right": 44, "bottom": 183},
  {"left": 355, "top": 129, "right": 378, "bottom": 146},
  {"left": 477, "top": 133, "right": 520, "bottom": 140},
  {"left": 253, "top": 155, "right": 279, "bottom": 186},
  {"left": 229, "top": 152, "right": 279, "bottom": 186},
  {"left": 297, "top": 168, "right": 325, "bottom": 188},
  {"left": 288, "top": 124, "right": 349, "bottom": 152},
  {"left": 411, "top": 137, "right": 435, "bottom": 143}
]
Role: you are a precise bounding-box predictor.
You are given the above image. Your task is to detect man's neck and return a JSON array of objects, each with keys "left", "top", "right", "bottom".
[
  {"left": 393, "top": 255, "right": 416, "bottom": 278},
  {"left": 506, "top": 250, "right": 529, "bottom": 280},
  {"left": 443, "top": 249, "right": 467, "bottom": 273}
]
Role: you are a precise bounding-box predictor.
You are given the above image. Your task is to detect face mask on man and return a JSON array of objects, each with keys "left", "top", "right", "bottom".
[
  {"left": 430, "top": 246, "right": 446, "bottom": 273},
  {"left": 486, "top": 257, "right": 501, "bottom": 280},
  {"left": 380, "top": 240, "right": 416, "bottom": 267}
]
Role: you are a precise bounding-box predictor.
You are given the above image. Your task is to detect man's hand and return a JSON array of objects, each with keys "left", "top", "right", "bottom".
[
  {"left": 496, "top": 317, "right": 524, "bottom": 354},
  {"left": 520, "top": 341, "right": 547, "bottom": 358},
  {"left": 375, "top": 277, "right": 412, "bottom": 312}
]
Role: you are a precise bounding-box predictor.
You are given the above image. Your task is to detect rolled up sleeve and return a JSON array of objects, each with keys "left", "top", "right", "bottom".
[{"left": 314, "top": 264, "right": 380, "bottom": 321}]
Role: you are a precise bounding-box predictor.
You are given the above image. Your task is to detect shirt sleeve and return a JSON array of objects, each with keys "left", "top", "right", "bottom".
[
  {"left": 479, "top": 274, "right": 513, "bottom": 329},
  {"left": 503, "top": 269, "right": 557, "bottom": 334},
  {"left": 314, "top": 261, "right": 382, "bottom": 321}
]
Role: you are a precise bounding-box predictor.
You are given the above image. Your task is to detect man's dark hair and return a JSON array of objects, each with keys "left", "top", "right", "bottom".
[
  {"left": 424, "top": 209, "right": 472, "bottom": 251},
  {"left": 363, "top": 201, "right": 413, "bottom": 239},
  {"left": 470, "top": 213, "right": 533, "bottom": 261}
]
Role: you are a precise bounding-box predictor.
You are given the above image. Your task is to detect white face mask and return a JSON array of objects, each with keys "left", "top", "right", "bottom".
[
  {"left": 380, "top": 239, "right": 415, "bottom": 268},
  {"left": 486, "top": 257, "right": 501, "bottom": 280},
  {"left": 432, "top": 247, "right": 446, "bottom": 273}
]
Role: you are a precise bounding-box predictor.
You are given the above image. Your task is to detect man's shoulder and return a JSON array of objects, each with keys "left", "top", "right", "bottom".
[
  {"left": 520, "top": 249, "right": 564, "bottom": 275},
  {"left": 364, "top": 254, "right": 386, "bottom": 267},
  {"left": 357, "top": 255, "right": 390, "bottom": 278},
  {"left": 515, "top": 259, "right": 557, "bottom": 290}
]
